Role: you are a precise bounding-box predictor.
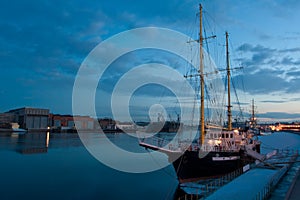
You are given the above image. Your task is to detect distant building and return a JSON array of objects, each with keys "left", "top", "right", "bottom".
[
  {"left": 98, "top": 118, "right": 116, "bottom": 130},
  {"left": 50, "top": 114, "right": 74, "bottom": 128},
  {"left": 7, "top": 107, "right": 50, "bottom": 130},
  {"left": 116, "top": 121, "right": 136, "bottom": 131},
  {"left": 50, "top": 114, "right": 94, "bottom": 130},
  {"left": 0, "top": 113, "right": 17, "bottom": 129},
  {"left": 73, "top": 116, "right": 94, "bottom": 130},
  {"left": 0, "top": 113, "right": 16, "bottom": 124}
]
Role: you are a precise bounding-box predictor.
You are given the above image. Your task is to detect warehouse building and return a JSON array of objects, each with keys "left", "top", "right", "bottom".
[
  {"left": 50, "top": 114, "right": 94, "bottom": 130},
  {"left": 7, "top": 107, "right": 50, "bottom": 130}
]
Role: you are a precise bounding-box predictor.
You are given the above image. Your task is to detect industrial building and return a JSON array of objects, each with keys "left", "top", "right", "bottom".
[
  {"left": 50, "top": 114, "right": 94, "bottom": 131},
  {"left": 0, "top": 113, "right": 16, "bottom": 124},
  {"left": 2, "top": 107, "right": 95, "bottom": 132},
  {"left": 7, "top": 107, "right": 50, "bottom": 130}
]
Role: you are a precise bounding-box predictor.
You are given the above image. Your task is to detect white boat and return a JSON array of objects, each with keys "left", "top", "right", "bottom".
[{"left": 0, "top": 123, "right": 26, "bottom": 133}]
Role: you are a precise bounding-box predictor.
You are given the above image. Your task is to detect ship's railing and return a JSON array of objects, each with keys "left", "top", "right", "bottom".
[
  {"left": 177, "top": 167, "right": 244, "bottom": 200},
  {"left": 139, "top": 136, "right": 189, "bottom": 152},
  {"left": 140, "top": 135, "right": 242, "bottom": 153},
  {"left": 200, "top": 137, "right": 241, "bottom": 152},
  {"left": 140, "top": 129, "right": 255, "bottom": 153},
  {"left": 139, "top": 136, "right": 169, "bottom": 148}
]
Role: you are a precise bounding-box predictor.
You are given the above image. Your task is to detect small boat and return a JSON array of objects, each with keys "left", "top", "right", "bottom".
[
  {"left": 0, "top": 122, "right": 27, "bottom": 133},
  {"left": 11, "top": 123, "right": 27, "bottom": 133}
]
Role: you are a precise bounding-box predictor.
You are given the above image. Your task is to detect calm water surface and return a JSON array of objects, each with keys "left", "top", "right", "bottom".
[
  {"left": 0, "top": 131, "right": 299, "bottom": 200},
  {"left": 0, "top": 132, "right": 178, "bottom": 200}
]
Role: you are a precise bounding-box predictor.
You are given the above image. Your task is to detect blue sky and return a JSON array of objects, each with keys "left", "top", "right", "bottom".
[{"left": 1, "top": 0, "right": 300, "bottom": 122}]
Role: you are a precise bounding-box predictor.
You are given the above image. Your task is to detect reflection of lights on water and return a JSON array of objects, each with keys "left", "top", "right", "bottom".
[
  {"left": 46, "top": 132, "right": 50, "bottom": 148},
  {"left": 11, "top": 133, "right": 19, "bottom": 138}
]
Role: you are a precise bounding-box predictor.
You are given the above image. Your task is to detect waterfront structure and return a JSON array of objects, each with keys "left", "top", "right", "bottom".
[
  {"left": 0, "top": 113, "right": 16, "bottom": 124},
  {"left": 7, "top": 107, "right": 50, "bottom": 130},
  {"left": 272, "top": 122, "right": 300, "bottom": 132},
  {"left": 71, "top": 115, "right": 95, "bottom": 130},
  {"left": 50, "top": 114, "right": 94, "bottom": 130},
  {"left": 116, "top": 121, "right": 136, "bottom": 132},
  {"left": 98, "top": 118, "right": 117, "bottom": 131},
  {"left": 0, "top": 113, "right": 17, "bottom": 129},
  {"left": 50, "top": 114, "right": 74, "bottom": 128}
]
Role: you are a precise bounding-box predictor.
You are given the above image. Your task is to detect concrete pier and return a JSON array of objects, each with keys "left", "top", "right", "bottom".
[
  {"left": 206, "top": 150, "right": 298, "bottom": 200},
  {"left": 177, "top": 149, "right": 298, "bottom": 200},
  {"left": 205, "top": 167, "right": 287, "bottom": 200},
  {"left": 285, "top": 169, "right": 300, "bottom": 200}
]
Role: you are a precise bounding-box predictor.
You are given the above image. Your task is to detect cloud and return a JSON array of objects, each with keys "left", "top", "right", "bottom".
[
  {"left": 1, "top": 0, "right": 300, "bottom": 119},
  {"left": 279, "top": 47, "right": 300, "bottom": 53},
  {"left": 232, "top": 68, "right": 288, "bottom": 94},
  {"left": 259, "top": 112, "right": 300, "bottom": 120},
  {"left": 286, "top": 70, "right": 300, "bottom": 77},
  {"left": 286, "top": 78, "right": 300, "bottom": 93},
  {"left": 260, "top": 0, "right": 300, "bottom": 19},
  {"left": 237, "top": 43, "right": 275, "bottom": 53},
  {"left": 232, "top": 101, "right": 249, "bottom": 106},
  {"left": 259, "top": 100, "right": 287, "bottom": 103},
  {"left": 281, "top": 57, "right": 300, "bottom": 66},
  {"left": 0, "top": 0, "right": 205, "bottom": 114},
  {"left": 251, "top": 52, "right": 272, "bottom": 64},
  {"left": 290, "top": 97, "right": 300, "bottom": 101},
  {"left": 234, "top": 42, "right": 300, "bottom": 94},
  {"left": 235, "top": 43, "right": 278, "bottom": 68}
]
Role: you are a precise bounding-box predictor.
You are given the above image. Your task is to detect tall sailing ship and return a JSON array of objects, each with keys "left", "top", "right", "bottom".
[{"left": 139, "top": 4, "right": 261, "bottom": 183}]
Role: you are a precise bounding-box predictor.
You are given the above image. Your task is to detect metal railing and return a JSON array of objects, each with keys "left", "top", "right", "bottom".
[
  {"left": 177, "top": 149, "right": 299, "bottom": 200},
  {"left": 177, "top": 168, "right": 244, "bottom": 200},
  {"left": 254, "top": 149, "right": 299, "bottom": 200},
  {"left": 140, "top": 136, "right": 241, "bottom": 153},
  {"left": 139, "top": 136, "right": 186, "bottom": 151}
]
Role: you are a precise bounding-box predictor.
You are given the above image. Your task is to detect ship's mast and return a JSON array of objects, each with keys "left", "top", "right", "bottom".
[
  {"left": 199, "top": 4, "right": 205, "bottom": 144},
  {"left": 252, "top": 99, "right": 255, "bottom": 120},
  {"left": 226, "top": 32, "right": 232, "bottom": 130},
  {"left": 251, "top": 99, "right": 256, "bottom": 127}
]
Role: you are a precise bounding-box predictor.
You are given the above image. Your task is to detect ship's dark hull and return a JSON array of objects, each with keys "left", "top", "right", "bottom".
[
  {"left": 170, "top": 150, "right": 249, "bottom": 183},
  {"left": 139, "top": 139, "right": 260, "bottom": 183}
]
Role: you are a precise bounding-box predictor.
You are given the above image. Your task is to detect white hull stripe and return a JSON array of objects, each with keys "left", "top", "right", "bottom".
[{"left": 212, "top": 156, "right": 240, "bottom": 161}]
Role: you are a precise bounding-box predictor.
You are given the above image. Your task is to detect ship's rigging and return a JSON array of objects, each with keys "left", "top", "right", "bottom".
[{"left": 139, "top": 4, "right": 261, "bottom": 183}]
